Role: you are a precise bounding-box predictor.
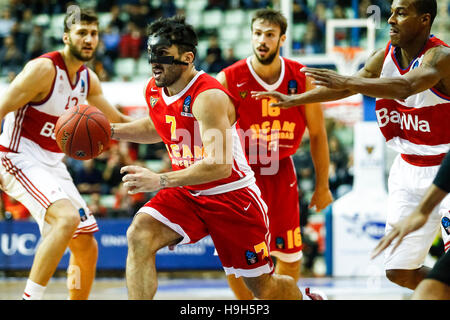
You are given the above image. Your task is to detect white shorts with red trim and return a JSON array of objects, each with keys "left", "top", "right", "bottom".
[
  {"left": 0, "top": 151, "right": 97, "bottom": 238},
  {"left": 384, "top": 154, "right": 450, "bottom": 270}
]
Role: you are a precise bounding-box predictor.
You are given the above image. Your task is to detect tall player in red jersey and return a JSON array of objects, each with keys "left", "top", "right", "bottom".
[
  {"left": 111, "top": 15, "right": 308, "bottom": 300},
  {"left": 216, "top": 9, "right": 333, "bottom": 300},
  {"left": 254, "top": 0, "right": 450, "bottom": 291},
  {"left": 0, "top": 8, "right": 130, "bottom": 299}
]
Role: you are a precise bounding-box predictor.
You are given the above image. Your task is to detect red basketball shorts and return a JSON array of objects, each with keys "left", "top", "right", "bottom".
[
  {"left": 138, "top": 183, "right": 274, "bottom": 278},
  {"left": 254, "top": 156, "right": 303, "bottom": 263}
]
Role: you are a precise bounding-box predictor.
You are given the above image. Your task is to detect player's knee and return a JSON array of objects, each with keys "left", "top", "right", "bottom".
[
  {"left": 126, "top": 219, "right": 157, "bottom": 253},
  {"left": 243, "top": 274, "right": 272, "bottom": 299},
  {"left": 386, "top": 269, "right": 409, "bottom": 287}
]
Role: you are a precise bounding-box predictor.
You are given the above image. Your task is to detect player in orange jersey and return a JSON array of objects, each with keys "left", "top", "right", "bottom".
[
  {"left": 216, "top": 8, "right": 333, "bottom": 300},
  {"left": 111, "top": 15, "right": 315, "bottom": 300}
]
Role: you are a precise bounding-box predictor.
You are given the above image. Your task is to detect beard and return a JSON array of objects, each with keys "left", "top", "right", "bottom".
[
  {"left": 153, "top": 64, "right": 183, "bottom": 87},
  {"left": 253, "top": 39, "right": 281, "bottom": 65},
  {"left": 68, "top": 41, "right": 95, "bottom": 62}
]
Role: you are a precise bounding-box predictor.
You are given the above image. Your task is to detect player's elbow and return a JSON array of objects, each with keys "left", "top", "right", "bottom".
[
  {"left": 205, "top": 161, "right": 232, "bottom": 181},
  {"left": 396, "top": 79, "right": 415, "bottom": 100}
]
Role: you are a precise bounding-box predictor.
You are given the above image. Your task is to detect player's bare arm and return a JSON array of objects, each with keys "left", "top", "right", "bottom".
[
  {"left": 371, "top": 183, "right": 448, "bottom": 259},
  {"left": 304, "top": 80, "right": 334, "bottom": 212},
  {"left": 111, "top": 117, "right": 162, "bottom": 144},
  {"left": 86, "top": 68, "right": 133, "bottom": 123},
  {"left": 251, "top": 48, "right": 385, "bottom": 107},
  {"left": 120, "top": 89, "right": 234, "bottom": 194},
  {"left": 303, "top": 46, "right": 450, "bottom": 99},
  {"left": 0, "top": 58, "right": 55, "bottom": 121},
  {"left": 215, "top": 71, "right": 228, "bottom": 89}
]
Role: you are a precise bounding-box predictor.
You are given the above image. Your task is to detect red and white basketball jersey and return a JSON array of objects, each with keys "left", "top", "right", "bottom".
[
  {"left": 0, "top": 51, "right": 90, "bottom": 165},
  {"left": 144, "top": 70, "right": 255, "bottom": 194},
  {"left": 222, "top": 57, "right": 307, "bottom": 167},
  {"left": 376, "top": 36, "right": 450, "bottom": 163}
]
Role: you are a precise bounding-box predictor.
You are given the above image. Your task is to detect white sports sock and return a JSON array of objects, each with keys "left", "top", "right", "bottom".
[{"left": 23, "top": 279, "right": 46, "bottom": 300}]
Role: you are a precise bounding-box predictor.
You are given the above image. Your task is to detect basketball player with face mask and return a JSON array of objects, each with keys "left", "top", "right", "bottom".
[{"left": 0, "top": 8, "right": 130, "bottom": 300}]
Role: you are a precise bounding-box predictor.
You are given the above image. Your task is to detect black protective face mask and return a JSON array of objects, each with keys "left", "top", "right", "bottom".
[{"left": 147, "top": 34, "right": 189, "bottom": 66}]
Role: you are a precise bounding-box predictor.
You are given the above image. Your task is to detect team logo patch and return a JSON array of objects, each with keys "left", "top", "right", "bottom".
[
  {"left": 365, "top": 145, "right": 374, "bottom": 154},
  {"left": 79, "top": 208, "right": 87, "bottom": 222},
  {"left": 276, "top": 237, "right": 285, "bottom": 249},
  {"left": 442, "top": 217, "right": 450, "bottom": 235},
  {"left": 239, "top": 91, "right": 248, "bottom": 99},
  {"left": 181, "top": 95, "right": 193, "bottom": 117},
  {"left": 245, "top": 250, "right": 258, "bottom": 265},
  {"left": 288, "top": 80, "right": 298, "bottom": 95},
  {"left": 150, "top": 97, "right": 158, "bottom": 108}
]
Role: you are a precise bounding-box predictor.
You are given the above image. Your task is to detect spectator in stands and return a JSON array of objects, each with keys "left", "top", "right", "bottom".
[
  {"left": 241, "top": 0, "right": 270, "bottom": 9},
  {"left": 199, "top": 35, "right": 225, "bottom": 73},
  {"left": 205, "top": 0, "right": 228, "bottom": 10},
  {"left": 119, "top": 22, "right": 144, "bottom": 60},
  {"left": 0, "top": 8, "right": 16, "bottom": 49},
  {"left": 0, "top": 35, "right": 24, "bottom": 77},
  {"left": 102, "top": 24, "right": 121, "bottom": 62},
  {"left": 223, "top": 47, "right": 238, "bottom": 68},
  {"left": 126, "top": 2, "right": 150, "bottom": 31},
  {"left": 109, "top": 5, "right": 126, "bottom": 34},
  {"left": 293, "top": 0, "right": 308, "bottom": 23},
  {"left": 102, "top": 144, "right": 130, "bottom": 194},
  {"left": 88, "top": 193, "right": 108, "bottom": 218},
  {"left": 1, "top": 192, "right": 31, "bottom": 220},
  {"left": 74, "top": 159, "right": 103, "bottom": 194},
  {"left": 26, "top": 25, "right": 50, "bottom": 59},
  {"left": 298, "top": 21, "right": 323, "bottom": 54},
  {"left": 160, "top": 0, "right": 177, "bottom": 18}
]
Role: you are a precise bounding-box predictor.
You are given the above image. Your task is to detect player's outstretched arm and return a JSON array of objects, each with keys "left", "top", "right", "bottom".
[
  {"left": 0, "top": 59, "right": 54, "bottom": 121},
  {"left": 86, "top": 69, "right": 133, "bottom": 123},
  {"left": 304, "top": 46, "right": 450, "bottom": 100},
  {"left": 304, "top": 80, "right": 333, "bottom": 212},
  {"left": 120, "top": 89, "right": 234, "bottom": 194},
  {"left": 251, "top": 48, "right": 385, "bottom": 107}
]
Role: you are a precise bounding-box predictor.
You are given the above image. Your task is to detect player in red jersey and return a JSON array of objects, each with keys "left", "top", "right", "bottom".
[
  {"left": 0, "top": 8, "right": 130, "bottom": 299},
  {"left": 253, "top": 0, "right": 450, "bottom": 291},
  {"left": 216, "top": 9, "right": 333, "bottom": 300},
  {"left": 111, "top": 15, "right": 308, "bottom": 300}
]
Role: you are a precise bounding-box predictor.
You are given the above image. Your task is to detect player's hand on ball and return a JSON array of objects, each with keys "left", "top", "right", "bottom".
[{"left": 121, "top": 165, "right": 161, "bottom": 194}]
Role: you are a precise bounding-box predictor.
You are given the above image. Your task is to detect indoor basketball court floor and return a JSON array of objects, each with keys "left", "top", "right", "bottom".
[{"left": 0, "top": 272, "right": 412, "bottom": 300}]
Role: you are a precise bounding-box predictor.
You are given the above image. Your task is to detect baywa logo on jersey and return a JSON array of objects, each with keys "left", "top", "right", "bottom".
[
  {"left": 442, "top": 217, "right": 450, "bottom": 235},
  {"left": 245, "top": 250, "right": 258, "bottom": 265},
  {"left": 288, "top": 80, "right": 298, "bottom": 95},
  {"left": 181, "top": 95, "right": 193, "bottom": 117}
]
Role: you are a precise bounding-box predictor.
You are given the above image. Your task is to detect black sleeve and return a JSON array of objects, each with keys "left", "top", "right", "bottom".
[{"left": 433, "top": 152, "right": 450, "bottom": 193}]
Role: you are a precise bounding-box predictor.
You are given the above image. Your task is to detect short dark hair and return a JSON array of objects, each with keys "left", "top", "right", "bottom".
[
  {"left": 412, "top": 0, "right": 437, "bottom": 26},
  {"left": 64, "top": 7, "right": 98, "bottom": 32},
  {"left": 147, "top": 15, "right": 198, "bottom": 59},
  {"left": 251, "top": 8, "right": 287, "bottom": 36}
]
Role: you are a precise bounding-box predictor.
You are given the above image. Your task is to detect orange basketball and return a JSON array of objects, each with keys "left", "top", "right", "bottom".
[{"left": 55, "top": 105, "right": 111, "bottom": 160}]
